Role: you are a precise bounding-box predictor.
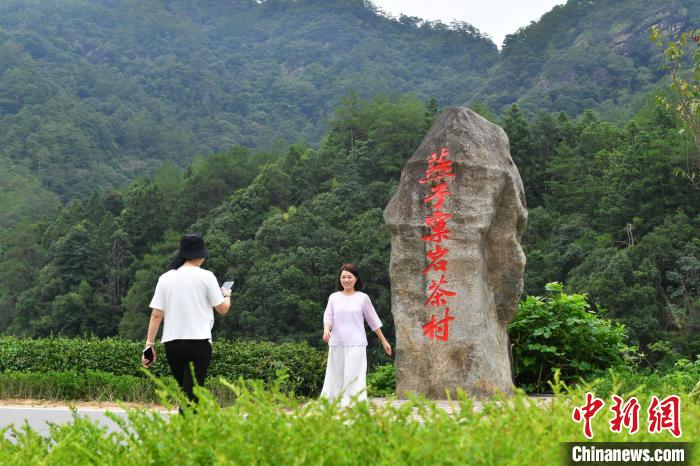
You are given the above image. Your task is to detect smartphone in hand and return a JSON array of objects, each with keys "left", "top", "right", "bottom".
[
  {"left": 143, "top": 346, "right": 154, "bottom": 366},
  {"left": 222, "top": 280, "right": 234, "bottom": 290}
]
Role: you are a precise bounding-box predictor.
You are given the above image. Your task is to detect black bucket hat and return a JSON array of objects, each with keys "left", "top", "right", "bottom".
[{"left": 178, "top": 234, "right": 209, "bottom": 259}]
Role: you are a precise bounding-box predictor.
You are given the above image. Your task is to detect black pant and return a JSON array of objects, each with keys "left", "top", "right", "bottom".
[{"left": 164, "top": 339, "right": 212, "bottom": 403}]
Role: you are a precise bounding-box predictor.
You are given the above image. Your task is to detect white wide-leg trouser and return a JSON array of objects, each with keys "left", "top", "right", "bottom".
[{"left": 320, "top": 345, "right": 367, "bottom": 407}]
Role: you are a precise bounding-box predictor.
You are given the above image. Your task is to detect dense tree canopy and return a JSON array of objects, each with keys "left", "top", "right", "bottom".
[
  {"left": 0, "top": 0, "right": 496, "bottom": 206},
  {"left": 1, "top": 0, "right": 698, "bottom": 223},
  {"left": 0, "top": 1, "right": 698, "bottom": 371},
  {"left": 1, "top": 93, "right": 697, "bottom": 368}
]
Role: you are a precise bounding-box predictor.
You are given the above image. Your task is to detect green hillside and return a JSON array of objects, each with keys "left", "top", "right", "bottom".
[
  {"left": 0, "top": 0, "right": 697, "bottom": 373},
  {"left": 1, "top": 92, "right": 697, "bottom": 368},
  {"left": 472, "top": 0, "right": 700, "bottom": 118},
  {"left": 2, "top": 0, "right": 698, "bottom": 210},
  {"left": 0, "top": 0, "right": 496, "bottom": 202}
]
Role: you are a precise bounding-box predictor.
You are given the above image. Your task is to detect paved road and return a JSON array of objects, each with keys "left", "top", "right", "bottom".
[{"left": 0, "top": 405, "right": 174, "bottom": 440}]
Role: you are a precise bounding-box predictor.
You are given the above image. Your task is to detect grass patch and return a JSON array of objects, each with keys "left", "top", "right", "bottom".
[{"left": 0, "top": 375, "right": 696, "bottom": 465}]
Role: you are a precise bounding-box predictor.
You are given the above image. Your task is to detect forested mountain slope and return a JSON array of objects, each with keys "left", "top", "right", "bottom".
[
  {"left": 1, "top": 0, "right": 698, "bottom": 215},
  {"left": 0, "top": 0, "right": 496, "bottom": 204},
  {"left": 0, "top": 0, "right": 697, "bottom": 365},
  {"left": 472, "top": 0, "right": 699, "bottom": 117},
  {"left": 2, "top": 94, "right": 697, "bottom": 365}
]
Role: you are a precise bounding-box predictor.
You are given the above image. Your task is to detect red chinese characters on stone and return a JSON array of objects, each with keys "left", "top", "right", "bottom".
[
  {"left": 422, "top": 245, "right": 449, "bottom": 274},
  {"left": 422, "top": 211, "right": 452, "bottom": 244},
  {"left": 572, "top": 392, "right": 605, "bottom": 439},
  {"left": 423, "top": 182, "right": 451, "bottom": 210},
  {"left": 609, "top": 395, "right": 640, "bottom": 434},
  {"left": 425, "top": 210, "right": 453, "bottom": 228},
  {"left": 420, "top": 147, "right": 457, "bottom": 341},
  {"left": 648, "top": 395, "right": 682, "bottom": 438},
  {"left": 425, "top": 275, "right": 456, "bottom": 307},
  {"left": 422, "top": 308, "right": 455, "bottom": 341},
  {"left": 421, "top": 222, "right": 450, "bottom": 243},
  {"left": 419, "top": 148, "right": 456, "bottom": 184}
]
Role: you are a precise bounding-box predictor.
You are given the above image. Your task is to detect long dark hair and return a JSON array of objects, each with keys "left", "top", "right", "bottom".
[
  {"left": 168, "top": 256, "right": 187, "bottom": 270},
  {"left": 336, "top": 263, "right": 365, "bottom": 291}
]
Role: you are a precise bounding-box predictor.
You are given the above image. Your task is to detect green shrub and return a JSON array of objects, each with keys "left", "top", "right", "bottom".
[
  {"left": 691, "top": 380, "right": 700, "bottom": 403},
  {"left": 509, "top": 282, "right": 627, "bottom": 393},
  {"left": 0, "top": 336, "right": 153, "bottom": 376},
  {"left": 367, "top": 363, "right": 395, "bottom": 397},
  {"left": 208, "top": 340, "right": 326, "bottom": 396},
  {"left": 0, "top": 370, "right": 155, "bottom": 402},
  {"left": 0, "top": 337, "right": 326, "bottom": 396},
  {"left": 1, "top": 377, "right": 696, "bottom": 465},
  {"left": 0, "top": 370, "right": 283, "bottom": 404},
  {"left": 586, "top": 358, "right": 700, "bottom": 398}
]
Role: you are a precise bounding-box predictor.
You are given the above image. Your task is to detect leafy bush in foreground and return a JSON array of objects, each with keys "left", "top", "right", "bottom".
[
  {"left": 509, "top": 282, "right": 627, "bottom": 392},
  {"left": 0, "top": 376, "right": 696, "bottom": 465},
  {"left": 367, "top": 363, "right": 395, "bottom": 397}
]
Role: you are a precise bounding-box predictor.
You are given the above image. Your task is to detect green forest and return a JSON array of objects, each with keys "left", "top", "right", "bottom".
[
  {"left": 0, "top": 0, "right": 698, "bottom": 388},
  {"left": 2, "top": 90, "right": 698, "bottom": 365},
  {"left": 0, "top": 0, "right": 497, "bottom": 206},
  {"left": 0, "top": 0, "right": 698, "bottom": 210}
]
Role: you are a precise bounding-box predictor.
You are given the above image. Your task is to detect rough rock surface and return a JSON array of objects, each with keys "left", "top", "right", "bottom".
[{"left": 384, "top": 107, "right": 527, "bottom": 399}]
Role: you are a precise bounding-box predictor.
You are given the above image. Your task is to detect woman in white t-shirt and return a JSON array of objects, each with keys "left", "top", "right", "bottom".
[
  {"left": 321, "top": 263, "right": 392, "bottom": 406},
  {"left": 141, "top": 234, "right": 231, "bottom": 405}
]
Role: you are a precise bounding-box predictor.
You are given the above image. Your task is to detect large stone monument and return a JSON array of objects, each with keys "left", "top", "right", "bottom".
[{"left": 384, "top": 107, "right": 527, "bottom": 398}]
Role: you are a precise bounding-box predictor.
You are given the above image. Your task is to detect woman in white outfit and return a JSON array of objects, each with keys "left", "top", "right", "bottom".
[
  {"left": 320, "top": 263, "right": 392, "bottom": 406},
  {"left": 141, "top": 233, "right": 231, "bottom": 407}
]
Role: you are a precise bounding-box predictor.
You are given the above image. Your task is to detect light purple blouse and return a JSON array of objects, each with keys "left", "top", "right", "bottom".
[{"left": 323, "top": 291, "right": 382, "bottom": 346}]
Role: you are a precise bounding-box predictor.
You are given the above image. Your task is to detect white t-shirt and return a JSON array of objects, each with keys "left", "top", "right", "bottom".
[{"left": 149, "top": 266, "right": 225, "bottom": 343}]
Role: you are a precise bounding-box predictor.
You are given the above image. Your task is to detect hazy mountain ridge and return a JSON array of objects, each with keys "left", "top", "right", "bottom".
[{"left": 473, "top": 0, "right": 698, "bottom": 117}]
